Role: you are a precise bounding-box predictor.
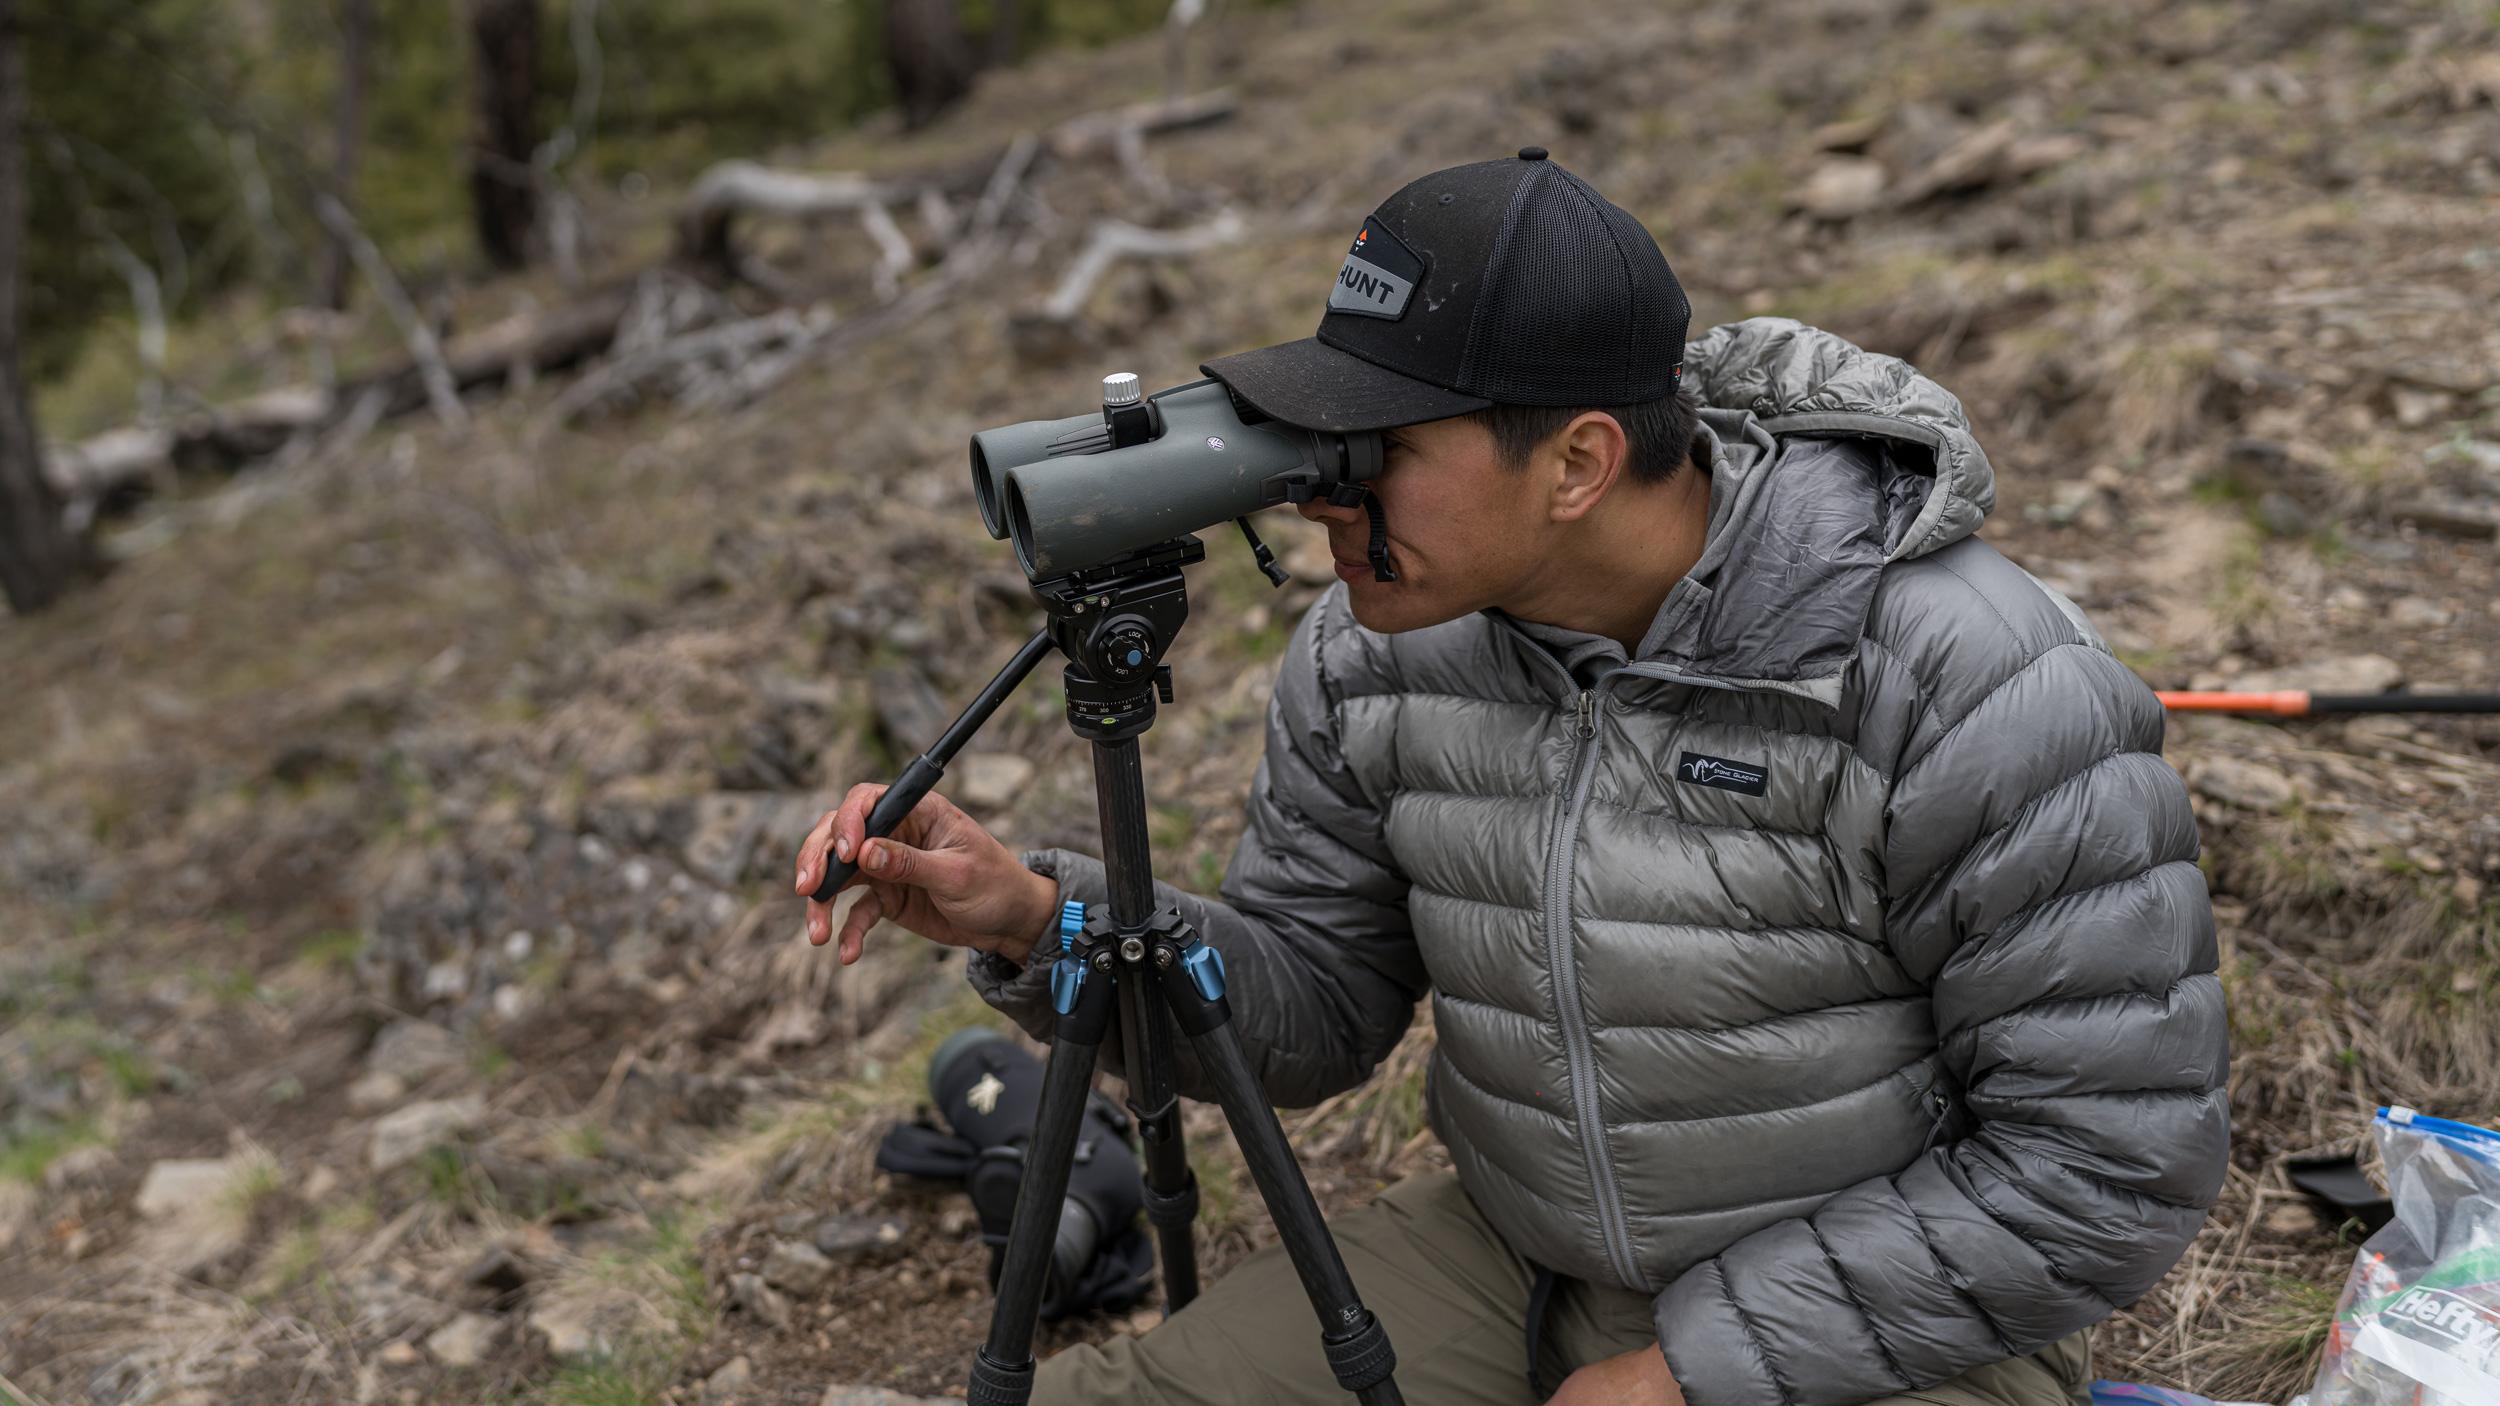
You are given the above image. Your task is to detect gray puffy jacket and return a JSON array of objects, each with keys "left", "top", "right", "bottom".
[{"left": 968, "top": 317, "right": 2229, "bottom": 1406}]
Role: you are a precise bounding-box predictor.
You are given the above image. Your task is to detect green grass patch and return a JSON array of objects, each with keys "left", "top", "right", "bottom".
[
  {"left": 295, "top": 928, "right": 366, "bottom": 973},
  {"left": 0, "top": 1117, "right": 101, "bottom": 1185},
  {"left": 527, "top": 1213, "right": 713, "bottom": 1406}
]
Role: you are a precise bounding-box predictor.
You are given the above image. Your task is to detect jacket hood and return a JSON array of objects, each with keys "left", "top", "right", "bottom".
[{"left": 1492, "top": 317, "right": 1999, "bottom": 707}]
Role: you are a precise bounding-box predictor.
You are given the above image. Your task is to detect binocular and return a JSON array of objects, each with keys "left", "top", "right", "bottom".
[{"left": 968, "top": 373, "right": 1388, "bottom": 580}]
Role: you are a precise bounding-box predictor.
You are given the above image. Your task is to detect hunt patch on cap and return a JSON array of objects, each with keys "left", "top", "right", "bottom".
[{"left": 1328, "top": 216, "right": 1425, "bottom": 321}]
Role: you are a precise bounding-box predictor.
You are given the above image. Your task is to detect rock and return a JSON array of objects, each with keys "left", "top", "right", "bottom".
[
  {"left": 813, "top": 1214, "right": 909, "bottom": 1264},
  {"left": 2327, "top": 805, "right": 2419, "bottom": 855},
  {"left": 2387, "top": 596, "right": 2453, "bottom": 629},
  {"left": 820, "top": 1388, "right": 960, "bottom": 1406},
  {"left": 869, "top": 662, "right": 950, "bottom": 755},
  {"left": 368, "top": 1019, "right": 463, "bottom": 1082},
  {"left": 379, "top": 1340, "right": 422, "bottom": 1367},
  {"left": 762, "top": 1238, "right": 836, "bottom": 1294},
  {"left": 2346, "top": 534, "right": 2419, "bottom": 564},
  {"left": 457, "top": 1243, "right": 531, "bottom": 1298},
  {"left": 955, "top": 753, "right": 1037, "bottom": 812},
  {"left": 2388, "top": 494, "right": 2500, "bottom": 540},
  {"left": 2263, "top": 1201, "right": 2323, "bottom": 1236},
  {"left": 684, "top": 792, "right": 777, "bottom": 887},
  {"left": 2456, "top": 874, "right": 2485, "bottom": 907},
  {"left": 0, "top": 1182, "right": 39, "bottom": 1254},
  {"left": 2254, "top": 490, "right": 2313, "bottom": 538},
  {"left": 44, "top": 1143, "right": 115, "bottom": 1192},
  {"left": 2025, "top": 480, "right": 2111, "bottom": 529},
  {"left": 370, "top": 1095, "right": 486, "bottom": 1172},
  {"left": 425, "top": 1312, "right": 500, "bottom": 1368},
  {"left": 727, "top": 1271, "right": 791, "bottom": 1329},
  {"left": 340, "top": 1262, "right": 454, "bottom": 1340},
  {"left": 2390, "top": 387, "right": 2451, "bottom": 428},
  {"left": 1791, "top": 158, "right": 1887, "bottom": 219},
  {"left": 302, "top": 1164, "right": 344, "bottom": 1202},
  {"left": 704, "top": 1356, "right": 754, "bottom": 1405},
  {"left": 348, "top": 1070, "right": 408, "bottom": 1114},
  {"left": 2233, "top": 653, "right": 2403, "bottom": 696},
  {"left": 2190, "top": 757, "right": 2297, "bottom": 811},
  {"left": 136, "top": 1157, "right": 248, "bottom": 1219},
  {"left": 530, "top": 1287, "right": 641, "bottom": 1360},
  {"left": 423, "top": 960, "right": 470, "bottom": 1002},
  {"left": 1811, "top": 113, "right": 1886, "bottom": 151}
]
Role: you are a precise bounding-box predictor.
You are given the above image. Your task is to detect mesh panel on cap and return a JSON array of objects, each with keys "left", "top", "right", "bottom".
[{"left": 1459, "top": 167, "right": 1683, "bottom": 406}]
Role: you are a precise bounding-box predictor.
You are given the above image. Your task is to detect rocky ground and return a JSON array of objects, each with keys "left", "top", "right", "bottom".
[{"left": 3, "top": 0, "right": 2497, "bottom": 1402}]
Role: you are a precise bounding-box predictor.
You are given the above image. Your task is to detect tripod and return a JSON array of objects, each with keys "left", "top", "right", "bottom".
[{"left": 809, "top": 533, "right": 1405, "bottom": 1405}]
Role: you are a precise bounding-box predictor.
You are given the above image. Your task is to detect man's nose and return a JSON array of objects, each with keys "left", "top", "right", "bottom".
[{"left": 1297, "top": 495, "right": 1363, "bottom": 525}]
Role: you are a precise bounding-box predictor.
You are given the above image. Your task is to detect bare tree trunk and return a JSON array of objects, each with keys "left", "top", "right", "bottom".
[
  {"left": 985, "top": 0, "right": 1022, "bottom": 68},
  {"left": 0, "top": 0, "right": 98, "bottom": 613},
  {"left": 467, "top": 0, "right": 539, "bottom": 271},
  {"left": 883, "top": 0, "right": 979, "bottom": 132},
  {"left": 323, "top": 0, "right": 371, "bottom": 309}
]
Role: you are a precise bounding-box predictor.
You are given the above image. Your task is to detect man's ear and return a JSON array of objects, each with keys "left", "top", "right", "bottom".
[{"left": 1547, "top": 411, "right": 1629, "bottom": 522}]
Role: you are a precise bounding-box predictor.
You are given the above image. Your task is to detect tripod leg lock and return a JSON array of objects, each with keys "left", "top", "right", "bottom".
[
  {"left": 1321, "top": 1309, "right": 1399, "bottom": 1393},
  {"left": 967, "top": 1347, "right": 1036, "bottom": 1406},
  {"left": 1143, "top": 1165, "right": 1199, "bottom": 1231}
]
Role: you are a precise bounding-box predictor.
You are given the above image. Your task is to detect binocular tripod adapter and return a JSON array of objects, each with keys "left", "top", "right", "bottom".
[{"left": 808, "top": 373, "right": 1407, "bottom": 1404}]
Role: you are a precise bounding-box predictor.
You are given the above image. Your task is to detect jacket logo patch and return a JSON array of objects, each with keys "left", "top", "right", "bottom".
[{"left": 1677, "top": 751, "right": 1768, "bottom": 797}]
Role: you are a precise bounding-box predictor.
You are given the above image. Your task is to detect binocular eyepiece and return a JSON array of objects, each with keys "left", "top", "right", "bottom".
[{"left": 970, "top": 373, "right": 1386, "bottom": 580}]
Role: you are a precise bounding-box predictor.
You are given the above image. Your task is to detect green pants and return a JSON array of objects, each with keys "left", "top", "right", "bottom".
[{"left": 1034, "top": 1170, "right": 2090, "bottom": 1406}]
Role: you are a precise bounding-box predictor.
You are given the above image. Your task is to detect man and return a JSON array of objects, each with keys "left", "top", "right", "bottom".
[{"left": 794, "top": 149, "right": 2229, "bottom": 1406}]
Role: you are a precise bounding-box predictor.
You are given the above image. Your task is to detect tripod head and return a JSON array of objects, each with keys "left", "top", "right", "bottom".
[{"left": 1031, "top": 534, "right": 1201, "bottom": 743}]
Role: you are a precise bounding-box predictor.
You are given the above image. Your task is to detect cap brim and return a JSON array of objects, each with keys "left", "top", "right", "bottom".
[{"left": 1200, "top": 337, "right": 1491, "bottom": 434}]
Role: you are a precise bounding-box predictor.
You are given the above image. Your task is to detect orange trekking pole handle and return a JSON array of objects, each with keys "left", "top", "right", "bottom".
[{"left": 2155, "top": 690, "right": 2500, "bottom": 715}]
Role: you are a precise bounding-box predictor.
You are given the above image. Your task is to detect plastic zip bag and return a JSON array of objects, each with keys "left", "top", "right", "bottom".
[{"left": 2291, "top": 1106, "right": 2500, "bottom": 1406}]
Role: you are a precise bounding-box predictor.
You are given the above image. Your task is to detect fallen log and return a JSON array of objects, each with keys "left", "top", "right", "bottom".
[
  {"left": 671, "top": 89, "right": 1235, "bottom": 287},
  {"left": 51, "top": 287, "right": 636, "bottom": 522}
]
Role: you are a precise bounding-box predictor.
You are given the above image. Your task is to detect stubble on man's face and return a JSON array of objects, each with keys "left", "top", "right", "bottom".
[{"left": 1328, "top": 416, "right": 1544, "bottom": 636}]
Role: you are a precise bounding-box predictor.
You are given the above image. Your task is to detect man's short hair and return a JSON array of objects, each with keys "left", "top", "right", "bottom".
[{"left": 1462, "top": 383, "right": 1701, "bottom": 488}]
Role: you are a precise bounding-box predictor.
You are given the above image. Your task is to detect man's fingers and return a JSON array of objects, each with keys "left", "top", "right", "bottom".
[
  {"left": 795, "top": 809, "right": 839, "bottom": 894},
  {"left": 837, "top": 887, "right": 883, "bottom": 965},
  {"left": 804, "top": 897, "right": 833, "bottom": 946},
  {"left": 857, "top": 836, "right": 961, "bottom": 889}
]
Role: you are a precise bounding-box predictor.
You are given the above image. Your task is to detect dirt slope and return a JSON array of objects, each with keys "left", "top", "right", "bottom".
[{"left": 2, "top": 0, "right": 2495, "bottom": 1402}]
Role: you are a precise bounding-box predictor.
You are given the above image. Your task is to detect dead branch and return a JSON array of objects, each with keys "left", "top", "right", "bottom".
[
  {"left": 858, "top": 200, "right": 915, "bottom": 301},
  {"left": 544, "top": 303, "right": 832, "bottom": 426},
  {"left": 1042, "top": 88, "right": 1235, "bottom": 160},
  {"left": 1007, "top": 208, "right": 1246, "bottom": 364},
  {"left": 313, "top": 193, "right": 467, "bottom": 434},
  {"left": 53, "top": 285, "right": 634, "bottom": 524},
  {"left": 673, "top": 88, "right": 1229, "bottom": 292},
  {"left": 675, "top": 162, "right": 917, "bottom": 273}
]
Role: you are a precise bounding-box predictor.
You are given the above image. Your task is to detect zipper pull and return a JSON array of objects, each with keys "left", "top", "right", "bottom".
[
  {"left": 1920, "top": 1086, "right": 1954, "bottom": 1152},
  {"left": 1574, "top": 690, "right": 1596, "bottom": 738}
]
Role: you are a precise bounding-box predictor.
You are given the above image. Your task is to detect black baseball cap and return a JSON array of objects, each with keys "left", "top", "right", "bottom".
[{"left": 1202, "top": 147, "right": 1690, "bottom": 434}]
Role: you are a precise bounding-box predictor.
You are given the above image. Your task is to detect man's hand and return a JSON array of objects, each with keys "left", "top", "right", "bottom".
[
  {"left": 793, "top": 782, "right": 1059, "bottom": 966},
  {"left": 1546, "top": 1343, "right": 1683, "bottom": 1406}
]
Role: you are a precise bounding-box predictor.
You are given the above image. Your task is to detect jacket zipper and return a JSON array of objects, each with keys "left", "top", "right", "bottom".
[{"left": 1543, "top": 682, "right": 1643, "bottom": 1288}]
